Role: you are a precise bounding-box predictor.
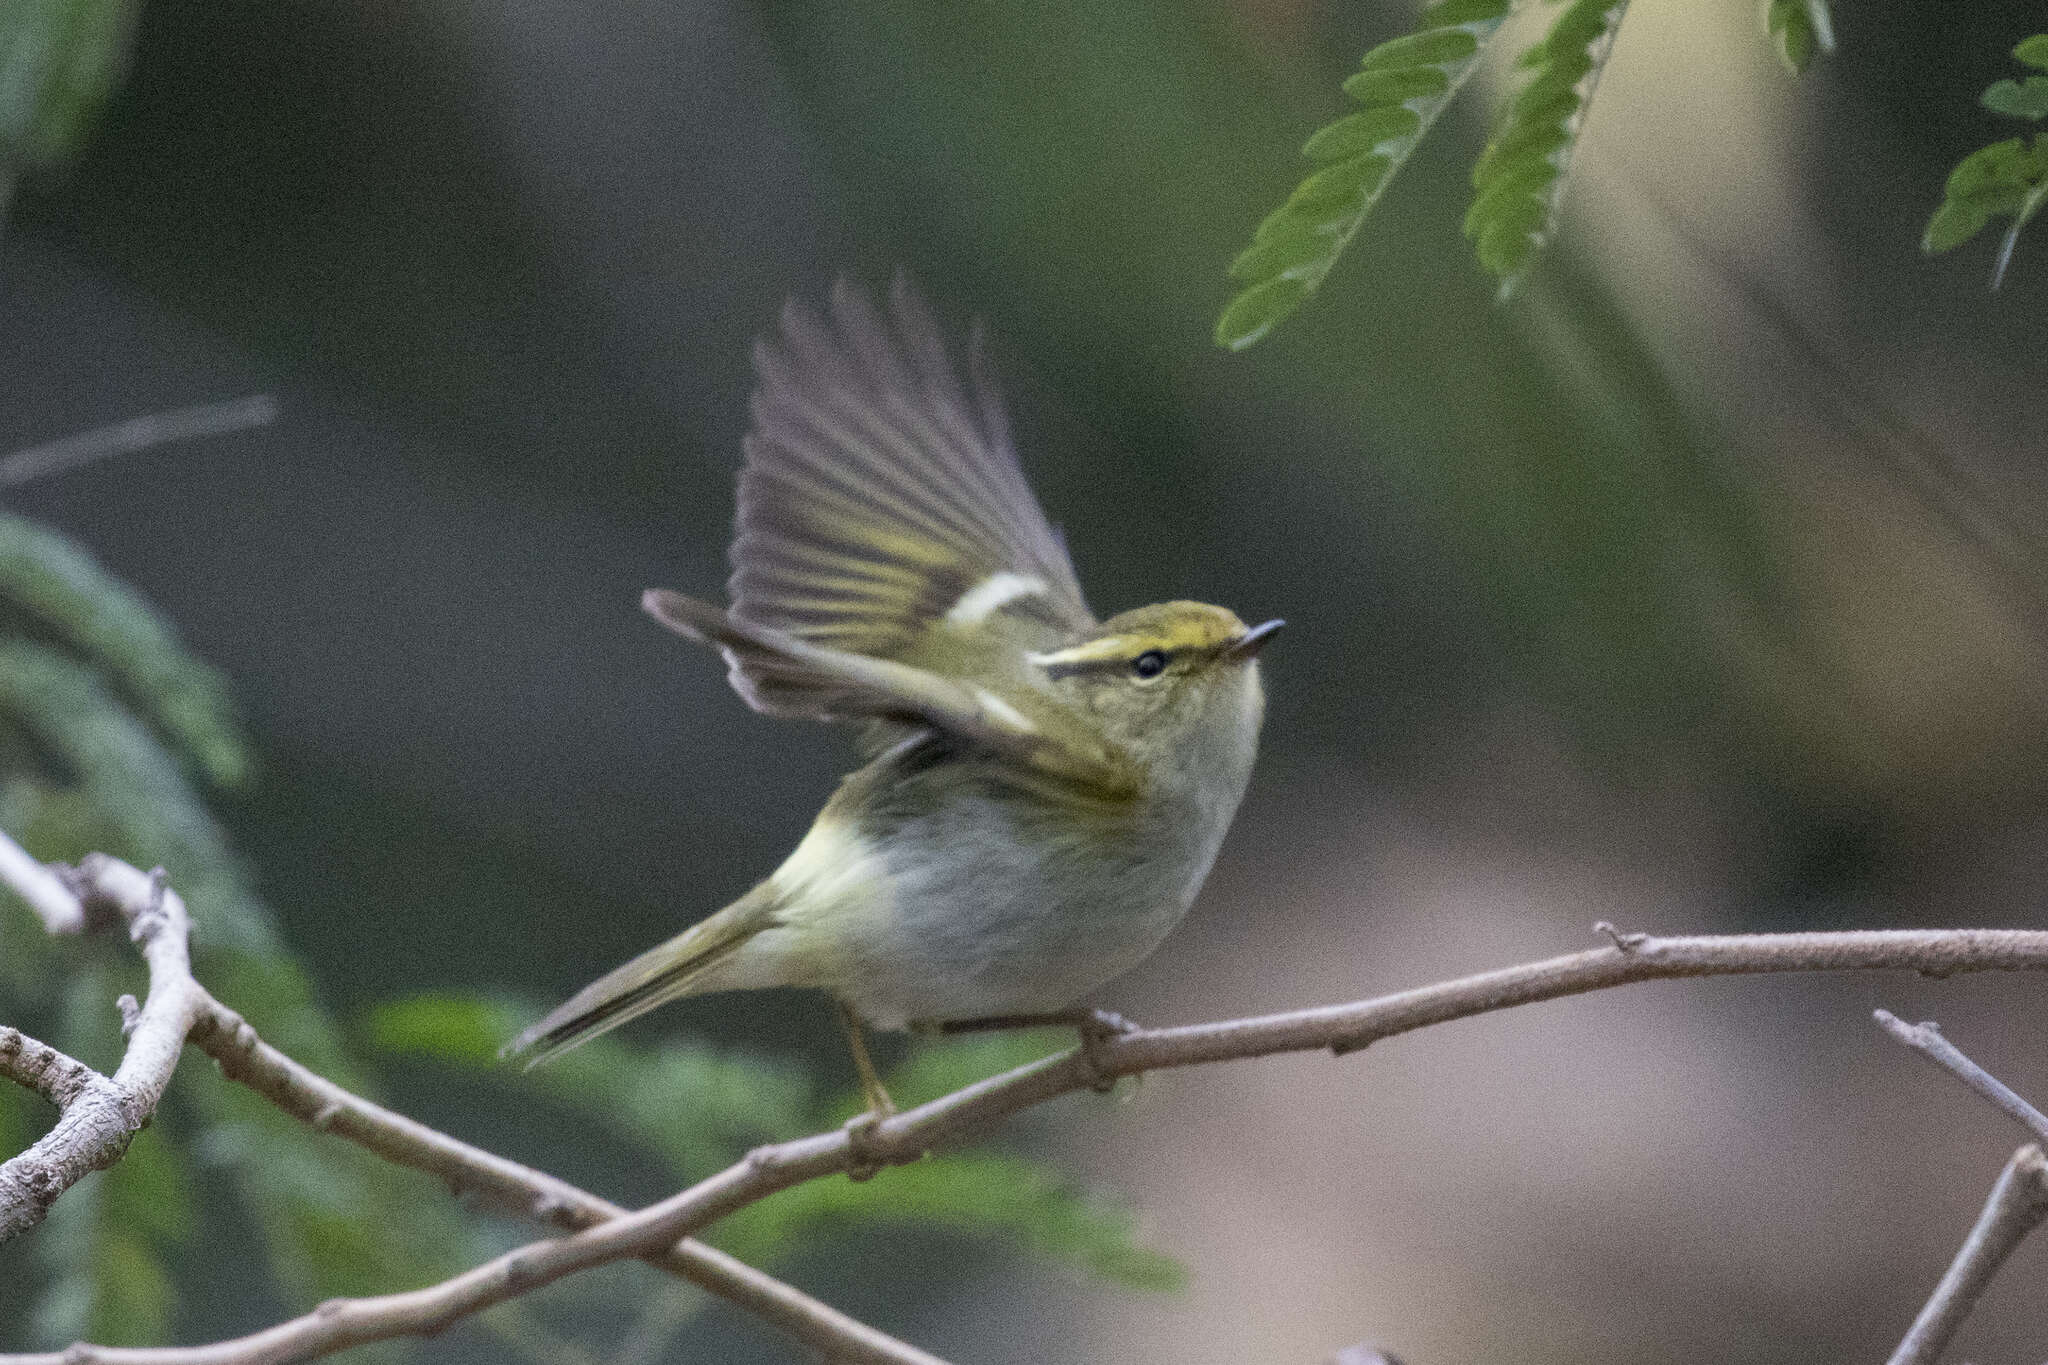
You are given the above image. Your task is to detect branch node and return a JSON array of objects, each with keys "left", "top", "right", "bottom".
[
  {"left": 311, "top": 1102, "right": 343, "bottom": 1131},
  {"left": 116, "top": 994, "right": 142, "bottom": 1037},
  {"left": 62, "top": 858, "right": 122, "bottom": 935},
  {"left": 1594, "top": 920, "right": 1647, "bottom": 952},
  {"left": 532, "top": 1193, "right": 571, "bottom": 1224},
  {"left": 314, "top": 1298, "right": 347, "bottom": 1320},
  {"left": 842, "top": 1113, "right": 887, "bottom": 1182},
  {"left": 129, "top": 866, "right": 170, "bottom": 944},
  {"left": 1073, "top": 1010, "right": 1137, "bottom": 1093}
]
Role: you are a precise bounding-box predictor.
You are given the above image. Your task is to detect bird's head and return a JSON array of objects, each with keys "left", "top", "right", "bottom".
[{"left": 1028, "top": 602, "right": 1281, "bottom": 788}]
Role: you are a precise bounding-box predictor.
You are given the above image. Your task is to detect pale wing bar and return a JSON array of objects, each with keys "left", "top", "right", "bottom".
[{"left": 730, "top": 276, "right": 1093, "bottom": 663}]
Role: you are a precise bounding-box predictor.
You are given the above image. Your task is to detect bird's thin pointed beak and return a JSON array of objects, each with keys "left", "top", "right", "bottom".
[{"left": 1228, "top": 618, "right": 1285, "bottom": 661}]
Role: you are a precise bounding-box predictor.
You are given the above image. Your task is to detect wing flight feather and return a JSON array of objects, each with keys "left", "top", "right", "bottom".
[{"left": 731, "top": 276, "right": 1093, "bottom": 663}]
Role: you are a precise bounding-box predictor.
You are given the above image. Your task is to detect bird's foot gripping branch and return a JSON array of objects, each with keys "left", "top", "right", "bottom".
[{"left": 9, "top": 825, "right": 2048, "bottom": 1364}]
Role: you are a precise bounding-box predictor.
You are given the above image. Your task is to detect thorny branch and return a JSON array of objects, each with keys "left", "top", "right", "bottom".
[
  {"left": 0, "top": 830, "right": 946, "bottom": 1365},
  {"left": 1873, "top": 1011, "right": 2048, "bottom": 1365},
  {"left": 14, "top": 913, "right": 2048, "bottom": 1362}
]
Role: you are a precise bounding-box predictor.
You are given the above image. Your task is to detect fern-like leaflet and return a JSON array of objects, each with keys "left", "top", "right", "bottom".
[
  {"left": 1215, "top": 0, "right": 1511, "bottom": 350},
  {"left": 1925, "top": 35, "right": 2048, "bottom": 288},
  {"left": 1464, "top": 0, "right": 1630, "bottom": 300},
  {"left": 1761, "top": 0, "right": 1835, "bottom": 75}
]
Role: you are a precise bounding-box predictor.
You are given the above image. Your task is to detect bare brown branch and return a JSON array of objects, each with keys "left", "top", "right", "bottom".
[
  {"left": 23, "top": 922, "right": 2048, "bottom": 1365},
  {"left": 0, "top": 857, "right": 207, "bottom": 1240},
  {"left": 181, "top": 999, "right": 949, "bottom": 1365},
  {"left": 1884, "top": 1145, "right": 2048, "bottom": 1365},
  {"left": 1870, "top": 1010, "right": 2048, "bottom": 1364},
  {"left": 0, "top": 1029, "right": 104, "bottom": 1110},
  {"left": 0, "top": 828, "right": 84, "bottom": 934},
  {"left": 0, "top": 830, "right": 948, "bottom": 1365},
  {"left": 1872, "top": 1009, "right": 2048, "bottom": 1145}
]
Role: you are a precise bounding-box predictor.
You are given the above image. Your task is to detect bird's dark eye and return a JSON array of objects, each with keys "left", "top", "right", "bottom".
[{"left": 1131, "top": 650, "right": 1167, "bottom": 679}]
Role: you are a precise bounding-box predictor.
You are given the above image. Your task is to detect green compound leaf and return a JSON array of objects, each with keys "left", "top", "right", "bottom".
[
  {"left": 1924, "top": 38, "right": 2048, "bottom": 286},
  {"left": 1464, "top": 0, "right": 1632, "bottom": 301},
  {"left": 367, "top": 995, "right": 1175, "bottom": 1293},
  {"left": 0, "top": 512, "right": 248, "bottom": 787},
  {"left": 366, "top": 993, "right": 814, "bottom": 1182},
  {"left": 715, "top": 1151, "right": 1187, "bottom": 1293},
  {"left": 1761, "top": 0, "right": 1836, "bottom": 75},
  {"left": 1215, "top": 0, "right": 1511, "bottom": 350}
]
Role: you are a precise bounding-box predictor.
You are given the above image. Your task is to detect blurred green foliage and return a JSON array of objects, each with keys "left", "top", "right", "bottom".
[
  {"left": 370, "top": 995, "right": 1184, "bottom": 1303},
  {"left": 1761, "top": 0, "right": 1836, "bottom": 75},
  {"left": 1924, "top": 35, "right": 2048, "bottom": 287},
  {"left": 0, "top": 509, "right": 478, "bottom": 1353},
  {"left": 0, "top": 513, "right": 1177, "bottom": 1353},
  {"left": 0, "top": 0, "right": 139, "bottom": 215}
]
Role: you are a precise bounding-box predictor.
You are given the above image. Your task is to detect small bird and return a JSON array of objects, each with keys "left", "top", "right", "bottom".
[{"left": 507, "top": 278, "right": 1279, "bottom": 1116}]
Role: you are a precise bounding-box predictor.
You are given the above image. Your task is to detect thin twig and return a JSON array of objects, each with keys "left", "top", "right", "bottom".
[
  {"left": 0, "top": 830, "right": 948, "bottom": 1365},
  {"left": 24, "top": 923, "right": 2048, "bottom": 1365},
  {"left": 1872, "top": 1010, "right": 2048, "bottom": 1146},
  {"left": 0, "top": 830, "right": 83, "bottom": 934},
  {"left": 0, "top": 395, "right": 279, "bottom": 488},
  {"left": 1884, "top": 1146, "right": 2048, "bottom": 1365}
]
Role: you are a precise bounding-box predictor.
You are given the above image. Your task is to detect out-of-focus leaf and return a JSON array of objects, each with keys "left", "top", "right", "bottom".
[
  {"left": 0, "top": 642, "right": 272, "bottom": 955},
  {"left": 1761, "top": 0, "right": 1835, "bottom": 75},
  {"left": 1464, "top": 0, "right": 1632, "bottom": 299},
  {"left": 194, "top": 1099, "right": 475, "bottom": 1308},
  {"left": 1982, "top": 75, "right": 2048, "bottom": 121},
  {"left": 368, "top": 996, "right": 1173, "bottom": 1296},
  {"left": 0, "top": 513, "right": 246, "bottom": 787},
  {"left": 879, "top": 1032, "right": 1069, "bottom": 1112},
  {"left": 29, "top": 972, "right": 183, "bottom": 1348},
  {"left": 1216, "top": 0, "right": 1511, "bottom": 349},
  {"left": 0, "top": 0, "right": 140, "bottom": 177},
  {"left": 1925, "top": 37, "right": 2048, "bottom": 285},
  {"left": 363, "top": 992, "right": 508, "bottom": 1064},
  {"left": 716, "top": 1151, "right": 1186, "bottom": 1292},
  {"left": 0, "top": 524, "right": 457, "bottom": 1357},
  {"left": 367, "top": 993, "right": 812, "bottom": 1180}
]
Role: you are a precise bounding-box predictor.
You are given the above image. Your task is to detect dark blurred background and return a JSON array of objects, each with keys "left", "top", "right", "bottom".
[{"left": 6, "top": 0, "right": 2048, "bottom": 1359}]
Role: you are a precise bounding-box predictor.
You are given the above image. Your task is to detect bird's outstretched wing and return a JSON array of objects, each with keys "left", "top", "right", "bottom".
[
  {"left": 644, "top": 589, "right": 1134, "bottom": 796},
  {"left": 730, "top": 275, "right": 1094, "bottom": 665}
]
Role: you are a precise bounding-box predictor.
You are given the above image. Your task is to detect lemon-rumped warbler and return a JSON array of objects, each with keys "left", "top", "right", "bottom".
[{"left": 507, "top": 278, "right": 1279, "bottom": 1115}]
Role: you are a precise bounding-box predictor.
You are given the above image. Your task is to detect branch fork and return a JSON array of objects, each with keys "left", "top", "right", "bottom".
[
  {"left": 14, "top": 823, "right": 2048, "bottom": 1365},
  {"left": 0, "top": 832, "right": 948, "bottom": 1365}
]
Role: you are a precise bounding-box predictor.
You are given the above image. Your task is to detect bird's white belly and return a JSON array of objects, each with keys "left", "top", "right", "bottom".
[{"left": 793, "top": 791, "right": 1229, "bottom": 1030}]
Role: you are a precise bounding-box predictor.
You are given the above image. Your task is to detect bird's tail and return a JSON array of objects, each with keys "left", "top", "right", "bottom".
[{"left": 501, "top": 884, "right": 778, "bottom": 1068}]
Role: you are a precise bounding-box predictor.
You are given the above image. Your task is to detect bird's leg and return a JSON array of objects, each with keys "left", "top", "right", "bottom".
[
  {"left": 836, "top": 1001, "right": 897, "bottom": 1116},
  {"left": 936, "top": 1007, "right": 1138, "bottom": 1092}
]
